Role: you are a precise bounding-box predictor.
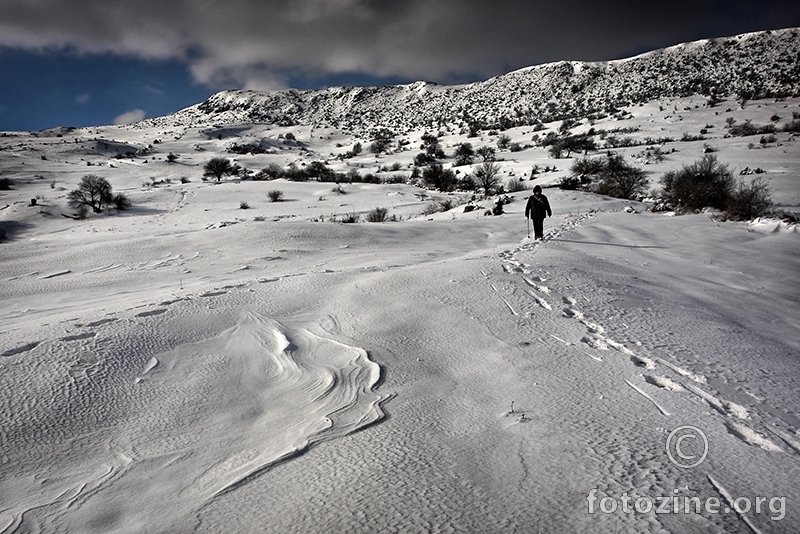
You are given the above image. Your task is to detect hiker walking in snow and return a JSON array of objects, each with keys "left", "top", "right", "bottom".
[{"left": 525, "top": 185, "right": 552, "bottom": 240}]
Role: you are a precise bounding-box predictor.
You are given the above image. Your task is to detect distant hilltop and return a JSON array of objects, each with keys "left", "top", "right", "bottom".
[{"left": 142, "top": 27, "right": 800, "bottom": 133}]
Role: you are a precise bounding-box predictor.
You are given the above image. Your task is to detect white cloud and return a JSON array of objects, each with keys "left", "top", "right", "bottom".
[
  {"left": 75, "top": 93, "right": 90, "bottom": 104},
  {"left": 113, "top": 109, "right": 146, "bottom": 125}
]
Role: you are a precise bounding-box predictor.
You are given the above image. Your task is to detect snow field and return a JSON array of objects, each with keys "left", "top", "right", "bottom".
[{"left": 1, "top": 95, "right": 800, "bottom": 532}]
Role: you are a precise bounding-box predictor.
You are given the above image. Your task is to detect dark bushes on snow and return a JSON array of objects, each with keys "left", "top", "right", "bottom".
[
  {"left": 366, "top": 207, "right": 389, "bottom": 222},
  {"left": 558, "top": 175, "right": 584, "bottom": 190},
  {"left": 112, "top": 193, "right": 131, "bottom": 211},
  {"left": 659, "top": 154, "right": 773, "bottom": 219},
  {"left": 203, "top": 157, "right": 234, "bottom": 181},
  {"left": 724, "top": 177, "right": 773, "bottom": 220},
  {"left": 422, "top": 164, "right": 457, "bottom": 192},
  {"left": 68, "top": 174, "right": 113, "bottom": 213},
  {"left": 67, "top": 175, "right": 131, "bottom": 216},
  {"left": 660, "top": 154, "right": 734, "bottom": 211},
  {"left": 453, "top": 142, "right": 475, "bottom": 166},
  {"left": 565, "top": 153, "right": 648, "bottom": 200},
  {"left": 339, "top": 212, "right": 359, "bottom": 223},
  {"left": 783, "top": 120, "right": 800, "bottom": 133},
  {"left": 728, "top": 120, "right": 777, "bottom": 137}
]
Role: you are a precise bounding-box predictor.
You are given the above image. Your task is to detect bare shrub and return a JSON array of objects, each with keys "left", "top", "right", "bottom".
[
  {"left": 496, "top": 134, "right": 511, "bottom": 149},
  {"left": 567, "top": 154, "right": 648, "bottom": 199},
  {"left": 255, "top": 163, "right": 281, "bottom": 180},
  {"left": 724, "top": 177, "right": 773, "bottom": 220},
  {"left": 506, "top": 177, "right": 526, "bottom": 192},
  {"left": 473, "top": 161, "right": 501, "bottom": 196},
  {"left": 760, "top": 134, "right": 777, "bottom": 145},
  {"left": 339, "top": 212, "right": 359, "bottom": 223},
  {"left": 366, "top": 207, "right": 389, "bottom": 222},
  {"left": 112, "top": 193, "right": 131, "bottom": 211},
  {"left": 268, "top": 190, "right": 284, "bottom": 202},
  {"left": 558, "top": 176, "right": 583, "bottom": 190},
  {"left": 729, "top": 120, "right": 776, "bottom": 137},
  {"left": 422, "top": 202, "right": 443, "bottom": 216},
  {"left": 439, "top": 199, "right": 457, "bottom": 211},
  {"left": 453, "top": 143, "right": 475, "bottom": 166},
  {"left": 422, "top": 164, "right": 457, "bottom": 192},
  {"left": 660, "top": 154, "right": 734, "bottom": 211},
  {"left": 783, "top": 120, "right": 800, "bottom": 133}
]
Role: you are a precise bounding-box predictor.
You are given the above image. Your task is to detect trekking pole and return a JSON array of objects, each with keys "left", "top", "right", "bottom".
[{"left": 527, "top": 217, "right": 530, "bottom": 238}]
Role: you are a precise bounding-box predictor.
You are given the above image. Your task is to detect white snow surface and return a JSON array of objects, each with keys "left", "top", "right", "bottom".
[{"left": 1, "top": 96, "right": 800, "bottom": 533}]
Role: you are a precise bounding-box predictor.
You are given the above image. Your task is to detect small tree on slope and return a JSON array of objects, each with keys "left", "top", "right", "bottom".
[
  {"left": 473, "top": 161, "right": 502, "bottom": 196},
  {"left": 203, "top": 157, "right": 234, "bottom": 181},
  {"left": 67, "top": 174, "right": 113, "bottom": 213}
]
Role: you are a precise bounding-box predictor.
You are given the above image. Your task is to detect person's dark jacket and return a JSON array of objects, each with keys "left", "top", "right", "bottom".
[{"left": 525, "top": 193, "right": 552, "bottom": 220}]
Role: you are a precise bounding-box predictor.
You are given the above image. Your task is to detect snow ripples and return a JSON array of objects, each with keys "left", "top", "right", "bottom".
[{"left": 0, "top": 312, "right": 385, "bottom": 532}]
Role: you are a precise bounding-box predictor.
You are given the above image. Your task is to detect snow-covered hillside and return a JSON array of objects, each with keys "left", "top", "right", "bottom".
[
  {"left": 1, "top": 29, "right": 799, "bottom": 534},
  {"left": 145, "top": 28, "right": 800, "bottom": 133}
]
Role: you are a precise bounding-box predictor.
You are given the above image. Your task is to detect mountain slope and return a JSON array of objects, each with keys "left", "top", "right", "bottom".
[{"left": 145, "top": 28, "right": 800, "bottom": 133}]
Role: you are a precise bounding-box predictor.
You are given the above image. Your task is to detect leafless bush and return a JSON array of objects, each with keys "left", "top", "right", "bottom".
[
  {"left": 724, "top": 177, "right": 773, "bottom": 221},
  {"left": 366, "top": 207, "right": 389, "bottom": 222},
  {"left": 660, "top": 155, "right": 734, "bottom": 211}
]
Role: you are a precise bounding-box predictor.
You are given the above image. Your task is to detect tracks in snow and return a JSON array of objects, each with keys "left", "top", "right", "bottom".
[
  {"left": 490, "top": 211, "right": 787, "bottom": 455},
  {"left": 485, "top": 210, "right": 793, "bottom": 531}
]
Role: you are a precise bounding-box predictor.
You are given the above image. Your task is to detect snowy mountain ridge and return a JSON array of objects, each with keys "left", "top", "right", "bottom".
[{"left": 144, "top": 27, "right": 800, "bottom": 133}]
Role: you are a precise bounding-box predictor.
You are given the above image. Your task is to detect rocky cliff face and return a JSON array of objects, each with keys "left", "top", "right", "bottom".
[{"left": 146, "top": 28, "right": 800, "bottom": 133}]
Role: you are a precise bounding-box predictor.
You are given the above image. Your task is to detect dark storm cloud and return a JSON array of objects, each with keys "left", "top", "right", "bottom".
[{"left": 1, "top": 0, "right": 799, "bottom": 90}]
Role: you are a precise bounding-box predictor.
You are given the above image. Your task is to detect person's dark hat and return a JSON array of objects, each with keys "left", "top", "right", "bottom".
[{"left": 533, "top": 185, "right": 542, "bottom": 193}]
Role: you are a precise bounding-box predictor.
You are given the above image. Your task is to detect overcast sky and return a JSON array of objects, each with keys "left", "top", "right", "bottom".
[{"left": 2, "top": 0, "right": 799, "bottom": 131}]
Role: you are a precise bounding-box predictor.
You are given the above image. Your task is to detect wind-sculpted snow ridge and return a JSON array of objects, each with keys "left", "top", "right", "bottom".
[
  {"left": 142, "top": 28, "right": 800, "bottom": 133},
  {"left": 0, "top": 312, "right": 385, "bottom": 533}
]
